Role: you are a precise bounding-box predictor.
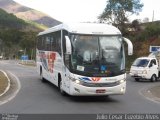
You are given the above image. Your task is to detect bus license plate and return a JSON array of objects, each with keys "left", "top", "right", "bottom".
[{"left": 96, "top": 89, "right": 106, "bottom": 93}]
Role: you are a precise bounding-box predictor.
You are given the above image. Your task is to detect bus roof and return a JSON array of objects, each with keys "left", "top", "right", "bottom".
[{"left": 38, "top": 23, "right": 121, "bottom": 36}]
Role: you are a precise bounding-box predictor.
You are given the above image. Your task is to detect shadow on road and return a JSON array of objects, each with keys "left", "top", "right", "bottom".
[
  {"left": 67, "top": 96, "right": 119, "bottom": 103},
  {"left": 41, "top": 79, "right": 120, "bottom": 103}
]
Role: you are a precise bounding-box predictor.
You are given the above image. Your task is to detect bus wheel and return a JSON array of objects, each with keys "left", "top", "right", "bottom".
[
  {"left": 40, "top": 68, "right": 46, "bottom": 82},
  {"left": 58, "top": 75, "right": 65, "bottom": 95},
  {"left": 151, "top": 74, "right": 157, "bottom": 82},
  {"left": 135, "top": 78, "right": 139, "bottom": 82}
]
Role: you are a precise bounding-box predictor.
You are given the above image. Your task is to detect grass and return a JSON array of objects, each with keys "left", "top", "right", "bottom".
[{"left": 0, "top": 71, "right": 8, "bottom": 95}]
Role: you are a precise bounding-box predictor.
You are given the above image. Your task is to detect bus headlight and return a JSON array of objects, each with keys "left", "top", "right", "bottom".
[
  {"left": 75, "top": 80, "right": 81, "bottom": 84},
  {"left": 119, "top": 79, "right": 126, "bottom": 84},
  {"left": 69, "top": 76, "right": 82, "bottom": 85}
]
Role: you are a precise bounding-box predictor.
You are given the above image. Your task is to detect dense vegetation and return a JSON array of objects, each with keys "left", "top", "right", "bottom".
[
  {"left": 0, "top": 8, "right": 27, "bottom": 29},
  {"left": 99, "top": 0, "right": 143, "bottom": 34},
  {"left": 126, "top": 21, "right": 160, "bottom": 69},
  {"left": 0, "top": 8, "right": 40, "bottom": 59}
]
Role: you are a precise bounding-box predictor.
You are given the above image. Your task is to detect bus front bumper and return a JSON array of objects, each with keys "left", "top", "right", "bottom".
[{"left": 69, "top": 81, "right": 126, "bottom": 96}]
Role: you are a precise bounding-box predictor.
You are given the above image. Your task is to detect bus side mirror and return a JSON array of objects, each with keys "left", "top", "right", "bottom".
[
  {"left": 123, "top": 37, "right": 133, "bottom": 56},
  {"left": 65, "top": 36, "right": 72, "bottom": 54}
]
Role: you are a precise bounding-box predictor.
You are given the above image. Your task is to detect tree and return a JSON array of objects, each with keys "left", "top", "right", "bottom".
[
  {"left": 99, "top": 0, "right": 143, "bottom": 32},
  {"left": 132, "top": 19, "right": 141, "bottom": 31},
  {"left": 20, "top": 31, "right": 37, "bottom": 59}
]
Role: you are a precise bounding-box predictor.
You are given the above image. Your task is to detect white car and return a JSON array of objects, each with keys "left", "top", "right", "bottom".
[{"left": 130, "top": 57, "right": 159, "bottom": 82}]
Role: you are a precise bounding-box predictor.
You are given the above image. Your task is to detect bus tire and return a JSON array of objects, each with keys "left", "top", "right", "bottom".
[
  {"left": 135, "top": 78, "right": 139, "bottom": 82},
  {"left": 40, "top": 67, "right": 46, "bottom": 82},
  {"left": 58, "top": 74, "right": 66, "bottom": 95},
  {"left": 150, "top": 74, "right": 157, "bottom": 82}
]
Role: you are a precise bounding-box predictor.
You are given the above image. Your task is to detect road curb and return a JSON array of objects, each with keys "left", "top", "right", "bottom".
[
  {"left": 0, "top": 71, "right": 21, "bottom": 105},
  {"left": 139, "top": 84, "right": 160, "bottom": 104},
  {"left": 0, "top": 70, "right": 11, "bottom": 97},
  {"left": 149, "top": 85, "right": 160, "bottom": 101}
]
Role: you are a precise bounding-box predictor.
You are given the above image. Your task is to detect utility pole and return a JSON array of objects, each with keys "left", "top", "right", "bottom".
[{"left": 152, "top": 10, "right": 154, "bottom": 22}]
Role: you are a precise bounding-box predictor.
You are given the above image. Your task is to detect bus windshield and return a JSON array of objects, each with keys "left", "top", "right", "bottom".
[{"left": 70, "top": 34, "right": 125, "bottom": 77}]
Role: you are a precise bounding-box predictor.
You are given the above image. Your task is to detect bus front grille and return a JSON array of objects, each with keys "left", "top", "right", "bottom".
[{"left": 81, "top": 81, "right": 120, "bottom": 87}]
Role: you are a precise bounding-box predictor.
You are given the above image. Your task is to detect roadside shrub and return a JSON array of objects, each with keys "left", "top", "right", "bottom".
[{"left": 145, "top": 23, "right": 160, "bottom": 40}]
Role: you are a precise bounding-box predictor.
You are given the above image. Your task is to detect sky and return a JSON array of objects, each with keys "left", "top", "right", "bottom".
[{"left": 13, "top": 0, "right": 160, "bottom": 23}]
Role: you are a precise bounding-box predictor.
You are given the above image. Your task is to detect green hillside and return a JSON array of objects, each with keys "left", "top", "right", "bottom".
[
  {"left": 0, "top": 0, "right": 61, "bottom": 27},
  {"left": 0, "top": 8, "right": 27, "bottom": 29},
  {"left": 0, "top": 8, "right": 42, "bottom": 59},
  {"left": 25, "top": 19, "right": 48, "bottom": 30}
]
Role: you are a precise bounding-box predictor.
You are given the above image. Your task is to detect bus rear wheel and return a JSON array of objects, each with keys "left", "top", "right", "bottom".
[
  {"left": 135, "top": 78, "right": 139, "bottom": 82},
  {"left": 40, "top": 68, "right": 46, "bottom": 82}
]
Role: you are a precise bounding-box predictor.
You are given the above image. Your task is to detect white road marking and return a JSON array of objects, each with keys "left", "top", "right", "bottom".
[
  {"left": 0, "top": 71, "right": 21, "bottom": 105},
  {"left": 0, "top": 70, "right": 11, "bottom": 97},
  {"left": 139, "top": 86, "right": 160, "bottom": 105}
]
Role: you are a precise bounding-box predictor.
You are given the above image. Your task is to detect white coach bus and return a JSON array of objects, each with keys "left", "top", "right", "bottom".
[{"left": 36, "top": 23, "right": 133, "bottom": 96}]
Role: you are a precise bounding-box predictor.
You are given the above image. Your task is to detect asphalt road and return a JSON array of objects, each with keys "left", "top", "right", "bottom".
[{"left": 0, "top": 60, "right": 160, "bottom": 114}]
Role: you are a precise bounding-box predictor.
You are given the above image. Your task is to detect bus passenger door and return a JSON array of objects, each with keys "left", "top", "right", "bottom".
[{"left": 62, "top": 55, "right": 71, "bottom": 93}]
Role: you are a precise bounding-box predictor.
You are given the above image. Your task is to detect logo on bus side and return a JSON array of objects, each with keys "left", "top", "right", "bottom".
[
  {"left": 48, "top": 52, "right": 56, "bottom": 73},
  {"left": 39, "top": 51, "right": 56, "bottom": 73}
]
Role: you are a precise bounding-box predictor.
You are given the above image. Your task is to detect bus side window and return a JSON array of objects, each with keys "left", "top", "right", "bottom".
[
  {"left": 55, "top": 31, "right": 61, "bottom": 55},
  {"left": 50, "top": 36, "right": 54, "bottom": 51},
  {"left": 50, "top": 33, "right": 56, "bottom": 51},
  {"left": 41, "top": 36, "right": 45, "bottom": 50},
  {"left": 45, "top": 36, "right": 51, "bottom": 51},
  {"left": 37, "top": 37, "right": 42, "bottom": 50}
]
